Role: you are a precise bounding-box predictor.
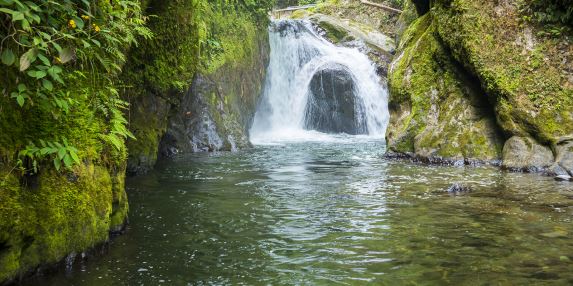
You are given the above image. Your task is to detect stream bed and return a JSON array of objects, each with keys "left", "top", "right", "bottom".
[{"left": 31, "top": 138, "right": 573, "bottom": 285}]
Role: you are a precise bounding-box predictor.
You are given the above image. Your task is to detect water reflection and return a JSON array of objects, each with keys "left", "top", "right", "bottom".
[{"left": 26, "top": 141, "right": 573, "bottom": 285}]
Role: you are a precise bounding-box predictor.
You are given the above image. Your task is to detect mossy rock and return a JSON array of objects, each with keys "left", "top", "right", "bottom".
[
  {"left": 0, "top": 164, "right": 127, "bottom": 283},
  {"left": 432, "top": 0, "right": 573, "bottom": 148},
  {"left": 386, "top": 14, "right": 504, "bottom": 162}
]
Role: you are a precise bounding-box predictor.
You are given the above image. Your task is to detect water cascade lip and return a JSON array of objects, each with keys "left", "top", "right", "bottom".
[{"left": 250, "top": 20, "right": 389, "bottom": 145}]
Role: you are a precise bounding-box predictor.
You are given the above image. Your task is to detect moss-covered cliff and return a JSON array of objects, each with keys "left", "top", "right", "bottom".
[
  {"left": 0, "top": 1, "right": 144, "bottom": 281},
  {"left": 124, "top": 0, "right": 271, "bottom": 175},
  {"left": 387, "top": 0, "right": 573, "bottom": 174},
  {"left": 0, "top": 0, "right": 272, "bottom": 282}
]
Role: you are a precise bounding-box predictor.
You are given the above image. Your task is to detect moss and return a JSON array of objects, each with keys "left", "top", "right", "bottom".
[
  {"left": 0, "top": 163, "right": 127, "bottom": 283},
  {"left": 432, "top": 0, "right": 573, "bottom": 146},
  {"left": 387, "top": 13, "right": 504, "bottom": 161},
  {"left": 317, "top": 20, "right": 351, "bottom": 43}
]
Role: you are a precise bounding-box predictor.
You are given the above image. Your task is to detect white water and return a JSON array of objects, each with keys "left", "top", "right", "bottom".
[{"left": 250, "top": 20, "right": 389, "bottom": 144}]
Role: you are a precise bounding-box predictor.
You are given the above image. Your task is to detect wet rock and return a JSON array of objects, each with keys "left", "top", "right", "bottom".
[
  {"left": 161, "top": 75, "right": 226, "bottom": 154},
  {"left": 555, "top": 175, "right": 573, "bottom": 182},
  {"left": 304, "top": 63, "right": 368, "bottom": 135},
  {"left": 502, "top": 136, "right": 554, "bottom": 172},
  {"left": 556, "top": 141, "right": 573, "bottom": 176},
  {"left": 446, "top": 183, "right": 471, "bottom": 194},
  {"left": 306, "top": 14, "right": 395, "bottom": 77}
]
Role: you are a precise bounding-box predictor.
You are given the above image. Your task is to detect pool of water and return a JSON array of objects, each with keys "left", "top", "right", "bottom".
[{"left": 32, "top": 139, "right": 573, "bottom": 285}]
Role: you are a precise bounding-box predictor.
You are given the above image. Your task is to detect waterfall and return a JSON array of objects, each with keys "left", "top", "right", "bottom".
[{"left": 250, "top": 20, "right": 389, "bottom": 143}]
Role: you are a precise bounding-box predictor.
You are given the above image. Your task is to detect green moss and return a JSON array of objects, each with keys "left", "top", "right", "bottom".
[
  {"left": 0, "top": 163, "right": 127, "bottom": 283},
  {"left": 318, "top": 20, "right": 352, "bottom": 43},
  {"left": 432, "top": 0, "right": 573, "bottom": 146},
  {"left": 387, "top": 13, "right": 504, "bottom": 161}
]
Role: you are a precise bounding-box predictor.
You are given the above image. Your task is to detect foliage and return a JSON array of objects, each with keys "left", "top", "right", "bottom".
[
  {"left": 0, "top": 0, "right": 151, "bottom": 173},
  {"left": 122, "top": 0, "right": 273, "bottom": 94},
  {"left": 526, "top": 0, "right": 573, "bottom": 26},
  {"left": 520, "top": 0, "right": 573, "bottom": 37}
]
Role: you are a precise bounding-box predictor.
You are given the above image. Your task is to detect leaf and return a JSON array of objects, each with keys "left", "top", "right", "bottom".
[
  {"left": 57, "top": 147, "right": 66, "bottom": 160},
  {"left": 16, "top": 94, "right": 24, "bottom": 107},
  {"left": 38, "top": 53, "right": 50, "bottom": 66},
  {"left": 1, "top": 49, "right": 15, "bottom": 66},
  {"left": 63, "top": 153, "right": 72, "bottom": 168},
  {"left": 74, "top": 17, "right": 84, "bottom": 29},
  {"left": 0, "top": 8, "right": 15, "bottom": 14},
  {"left": 27, "top": 70, "right": 46, "bottom": 78},
  {"left": 40, "top": 147, "right": 51, "bottom": 155},
  {"left": 19, "top": 48, "right": 37, "bottom": 71},
  {"left": 17, "top": 83, "right": 26, "bottom": 92},
  {"left": 21, "top": 18, "right": 30, "bottom": 31},
  {"left": 59, "top": 47, "right": 74, "bottom": 63},
  {"left": 53, "top": 157, "right": 61, "bottom": 171},
  {"left": 11, "top": 11, "right": 24, "bottom": 21},
  {"left": 69, "top": 150, "right": 80, "bottom": 164},
  {"left": 42, "top": 79, "right": 53, "bottom": 91}
]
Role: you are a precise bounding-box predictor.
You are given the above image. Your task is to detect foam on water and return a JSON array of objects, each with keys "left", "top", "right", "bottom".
[{"left": 250, "top": 20, "right": 389, "bottom": 145}]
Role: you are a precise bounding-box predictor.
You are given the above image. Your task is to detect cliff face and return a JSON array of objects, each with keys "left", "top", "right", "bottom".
[
  {"left": 124, "top": 0, "right": 271, "bottom": 175},
  {"left": 387, "top": 0, "right": 573, "bottom": 174},
  {"left": 0, "top": 1, "right": 142, "bottom": 282},
  {"left": 0, "top": 0, "right": 272, "bottom": 282}
]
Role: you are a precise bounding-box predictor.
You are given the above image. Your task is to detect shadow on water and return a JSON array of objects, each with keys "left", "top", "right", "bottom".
[{"left": 26, "top": 140, "right": 573, "bottom": 285}]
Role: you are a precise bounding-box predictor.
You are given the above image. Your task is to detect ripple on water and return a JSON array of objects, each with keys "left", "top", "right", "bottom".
[{"left": 26, "top": 140, "right": 573, "bottom": 286}]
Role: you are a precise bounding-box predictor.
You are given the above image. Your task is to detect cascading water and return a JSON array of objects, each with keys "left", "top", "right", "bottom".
[{"left": 250, "top": 19, "right": 389, "bottom": 143}]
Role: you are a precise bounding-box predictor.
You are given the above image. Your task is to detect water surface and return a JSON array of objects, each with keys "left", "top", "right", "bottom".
[{"left": 33, "top": 138, "right": 573, "bottom": 285}]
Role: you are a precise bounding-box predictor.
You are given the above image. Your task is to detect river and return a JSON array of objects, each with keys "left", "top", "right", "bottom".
[{"left": 29, "top": 137, "right": 573, "bottom": 285}]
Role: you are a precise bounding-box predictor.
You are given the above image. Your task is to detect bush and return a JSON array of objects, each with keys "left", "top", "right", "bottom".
[{"left": 0, "top": 0, "right": 151, "bottom": 172}]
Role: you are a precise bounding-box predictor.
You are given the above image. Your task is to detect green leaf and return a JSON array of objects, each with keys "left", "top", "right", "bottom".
[
  {"left": 63, "top": 154, "right": 72, "bottom": 168},
  {"left": 40, "top": 147, "right": 51, "bottom": 155},
  {"left": 16, "top": 94, "right": 24, "bottom": 107},
  {"left": 57, "top": 147, "right": 66, "bottom": 160},
  {"left": 42, "top": 79, "right": 53, "bottom": 91},
  {"left": 21, "top": 18, "right": 30, "bottom": 31},
  {"left": 69, "top": 150, "right": 80, "bottom": 164},
  {"left": 38, "top": 53, "right": 50, "bottom": 66},
  {"left": 12, "top": 11, "right": 23, "bottom": 21},
  {"left": 53, "top": 157, "right": 61, "bottom": 171},
  {"left": 1, "top": 48, "right": 15, "bottom": 66},
  {"left": 35, "top": 70, "right": 46, "bottom": 78},
  {"left": 0, "top": 8, "right": 15, "bottom": 14},
  {"left": 74, "top": 17, "right": 84, "bottom": 29},
  {"left": 17, "top": 83, "right": 26, "bottom": 92},
  {"left": 27, "top": 69, "right": 46, "bottom": 78}
]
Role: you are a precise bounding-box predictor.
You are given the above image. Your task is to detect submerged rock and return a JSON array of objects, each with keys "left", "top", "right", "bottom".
[
  {"left": 304, "top": 64, "right": 368, "bottom": 135},
  {"left": 446, "top": 183, "right": 471, "bottom": 194}
]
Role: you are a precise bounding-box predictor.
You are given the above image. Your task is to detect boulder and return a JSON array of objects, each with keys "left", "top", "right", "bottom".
[
  {"left": 304, "top": 64, "right": 368, "bottom": 135},
  {"left": 556, "top": 141, "right": 573, "bottom": 176},
  {"left": 502, "top": 136, "right": 554, "bottom": 172}
]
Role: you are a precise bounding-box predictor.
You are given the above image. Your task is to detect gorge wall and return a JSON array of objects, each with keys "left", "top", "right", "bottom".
[
  {"left": 124, "top": 0, "right": 271, "bottom": 175},
  {"left": 387, "top": 0, "right": 573, "bottom": 175},
  {"left": 0, "top": 0, "right": 271, "bottom": 283}
]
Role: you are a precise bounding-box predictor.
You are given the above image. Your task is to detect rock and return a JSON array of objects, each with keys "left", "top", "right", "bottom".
[
  {"left": 446, "top": 183, "right": 471, "bottom": 194},
  {"left": 386, "top": 14, "right": 504, "bottom": 163},
  {"left": 306, "top": 14, "right": 395, "bottom": 77},
  {"left": 304, "top": 63, "right": 368, "bottom": 135},
  {"left": 554, "top": 175, "right": 573, "bottom": 182},
  {"left": 540, "top": 230, "right": 568, "bottom": 238},
  {"left": 502, "top": 136, "right": 554, "bottom": 172},
  {"left": 555, "top": 141, "right": 573, "bottom": 176},
  {"left": 308, "top": 14, "right": 395, "bottom": 54}
]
